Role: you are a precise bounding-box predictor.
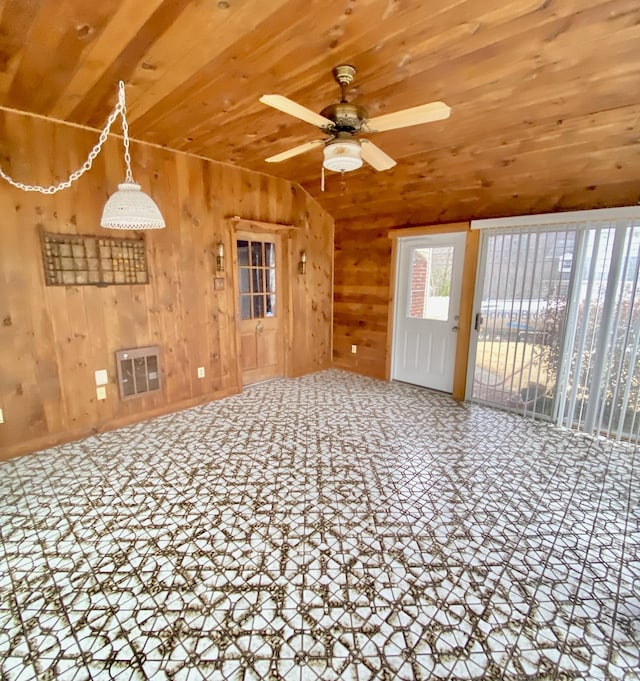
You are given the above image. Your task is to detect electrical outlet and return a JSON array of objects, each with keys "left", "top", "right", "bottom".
[
  {"left": 197, "top": 367, "right": 205, "bottom": 379},
  {"left": 96, "top": 386, "right": 107, "bottom": 401},
  {"left": 351, "top": 344, "right": 357, "bottom": 354},
  {"left": 0, "top": 408, "right": 3, "bottom": 424}
]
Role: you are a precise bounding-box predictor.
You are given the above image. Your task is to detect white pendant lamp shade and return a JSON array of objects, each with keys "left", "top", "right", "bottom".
[
  {"left": 101, "top": 181, "right": 165, "bottom": 230},
  {"left": 323, "top": 138, "right": 363, "bottom": 173}
]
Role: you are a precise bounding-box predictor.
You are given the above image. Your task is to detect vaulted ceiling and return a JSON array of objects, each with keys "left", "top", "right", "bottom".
[{"left": 0, "top": 0, "right": 638, "bottom": 226}]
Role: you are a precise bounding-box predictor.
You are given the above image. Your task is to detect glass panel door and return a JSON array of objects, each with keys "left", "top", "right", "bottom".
[
  {"left": 469, "top": 227, "right": 573, "bottom": 419},
  {"left": 392, "top": 232, "right": 466, "bottom": 393},
  {"left": 468, "top": 219, "right": 640, "bottom": 443},
  {"left": 235, "top": 230, "right": 283, "bottom": 386},
  {"left": 557, "top": 223, "right": 640, "bottom": 441}
]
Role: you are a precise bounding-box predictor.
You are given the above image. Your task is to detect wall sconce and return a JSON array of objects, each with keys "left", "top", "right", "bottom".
[
  {"left": 216, "top": 241, "right": 225, "bottom": 273},
  {"left": 298, "top": 250, "right": 307, "bottom": 275}
]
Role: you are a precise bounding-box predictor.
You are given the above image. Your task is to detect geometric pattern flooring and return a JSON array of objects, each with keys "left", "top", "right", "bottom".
[{"left": 1, "top": 369, "right": 639, "bottom": 680}]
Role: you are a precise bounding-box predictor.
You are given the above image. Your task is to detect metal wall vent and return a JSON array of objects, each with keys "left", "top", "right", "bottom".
[{"left": 115, "top": 346, "right": 161, "bottom": 400}]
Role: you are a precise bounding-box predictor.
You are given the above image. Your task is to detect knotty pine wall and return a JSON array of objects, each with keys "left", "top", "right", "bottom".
[
  {"left": 333, "top": 219, "right": 392, "bottom": 380},
  {"left": 0, "top": 110, "right": 333, "bottom": 460}
]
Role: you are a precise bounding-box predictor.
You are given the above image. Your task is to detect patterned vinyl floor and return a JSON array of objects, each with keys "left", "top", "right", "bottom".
[{"left": 0, "top": 370, "right": 638, "bottom": 681}]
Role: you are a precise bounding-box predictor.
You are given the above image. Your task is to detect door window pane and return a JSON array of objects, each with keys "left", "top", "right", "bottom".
[
  {"left": 253, "top": 295, "right": 265, "bottom": 318},
  {"left": 251, "top": 242, "right": 263, "bottom": 267},
  {"left": 237, "top": 240, "right": 249, "bottom": 266},
  {"left": 408, "top": 246, "right": 454, "bottom": 321},
  {"left": 266, "top": 294, "right": 276, "bottom": 317},
  {"left": 265, "top": 242, "right": 275, "bottom": 267},
  {"left": 240, "top": 295, "right": 251, "bottom": 320},
  {"left": 252, "top": 268, "right": 264, "bottom": 293},
  {"left": 239, "top": 268, "right": 250, "bottom": 294},
  {"left": 266, "top": 268, "right": 276, "bottom": 293}
]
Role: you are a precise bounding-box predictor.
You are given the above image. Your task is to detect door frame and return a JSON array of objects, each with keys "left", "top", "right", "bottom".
[
  {"left": 386, "top": 222, "right": 479, "bottom": 400},
  {"left": 228, "top": 217, "right": 297, "bottom": 388}
]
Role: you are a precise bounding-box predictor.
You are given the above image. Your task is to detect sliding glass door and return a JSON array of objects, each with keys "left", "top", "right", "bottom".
[
  {"left": 557, "top": 222, "right": 640, "bottom": 440},
  {"left": 468, "top": 214, "right": 640, "bottom": 443},
  {"left": 469, "top": 227, "right": 572, "bottom": 419}
]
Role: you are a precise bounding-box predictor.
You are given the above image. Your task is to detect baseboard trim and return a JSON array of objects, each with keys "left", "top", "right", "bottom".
[{"left": 0, "top": 386, "right": 240, "bottom": 462}]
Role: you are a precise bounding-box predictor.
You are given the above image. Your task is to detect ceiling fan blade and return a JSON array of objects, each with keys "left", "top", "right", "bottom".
[
  {"left": 360, "top": 139, "right": 397, "bottom": 171},
  {"left": 366, "top": 101, "right": 451, "bottom": 132},
  {"left": 265, "top": 140, "right": 324, "bottom": 163},
  {"left": 260, "top": 94, "right": 334, "bottom": 128}
]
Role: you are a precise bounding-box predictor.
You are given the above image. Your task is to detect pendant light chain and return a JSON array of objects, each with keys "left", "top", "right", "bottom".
[
  {"left": 119, "top": 81, "right": 134, "bottom": 183},
  {"left": 0, "top": 81, "right": 129, "bottom": 195}
]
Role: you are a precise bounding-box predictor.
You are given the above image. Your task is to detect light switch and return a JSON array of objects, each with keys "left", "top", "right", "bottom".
[
  {"left": 197, "top": 367, "right": 205, "bottom": 379},
  {"left": 96, "top": 386, "right": 107, "bottom": 401},
  {"left": 95, "top": 369, "right": 108, "bottom": 386}
]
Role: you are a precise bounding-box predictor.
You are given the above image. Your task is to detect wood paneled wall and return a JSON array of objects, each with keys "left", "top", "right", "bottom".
[
  {"left": 0, "top": 111, "right": 333, "bottom": 460},
  {"left": 333, "top": 219, "right": 392, "bottom": 380}
]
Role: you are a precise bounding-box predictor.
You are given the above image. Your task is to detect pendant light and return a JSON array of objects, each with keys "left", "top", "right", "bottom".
[
  {"left": 100, "top": 82, "right": 165, "bottom": 230},
  {"left": 0, "top": 81, "right": 165, "bottom": 231}
]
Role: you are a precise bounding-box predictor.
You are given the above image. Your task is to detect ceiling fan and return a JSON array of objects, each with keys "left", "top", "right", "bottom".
[{"left": 259, "top": 64, "right": 451, "bottom": 174}]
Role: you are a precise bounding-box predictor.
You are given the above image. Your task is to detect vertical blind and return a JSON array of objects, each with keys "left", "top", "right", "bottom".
[
  {"left": 469, "top": 209, "right": 640, "bottom": 444},
  {"left": 557, "top": 220, "right": 640, "bottom": 441}
]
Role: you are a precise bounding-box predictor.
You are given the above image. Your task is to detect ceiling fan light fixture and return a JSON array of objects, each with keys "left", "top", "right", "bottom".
[{"left": 323, "top": 138, "right": 363, "bottom": 173}]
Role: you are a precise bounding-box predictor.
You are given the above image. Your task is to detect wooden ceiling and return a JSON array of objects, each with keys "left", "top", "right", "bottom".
[{"left": 0, "top": 0, "right": 639, "bottom": 226}]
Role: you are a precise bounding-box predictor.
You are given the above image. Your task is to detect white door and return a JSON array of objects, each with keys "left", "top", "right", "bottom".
[{"left": 392, "top": 232, "right": 466, "bottom": 392}]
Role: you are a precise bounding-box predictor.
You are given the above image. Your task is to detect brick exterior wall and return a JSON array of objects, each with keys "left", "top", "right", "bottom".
[{"left": 409, "top": 252, "right": 428, "bottom": 318}]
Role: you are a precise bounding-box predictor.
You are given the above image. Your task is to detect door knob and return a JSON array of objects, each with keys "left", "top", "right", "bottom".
[{"left": 256, "top": 321, "right": 264, "bottom": 335}]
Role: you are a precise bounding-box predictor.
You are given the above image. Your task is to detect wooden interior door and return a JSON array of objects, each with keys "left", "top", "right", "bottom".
[{"left": 235, "top": 231, "right": 283, "bottom": 385}]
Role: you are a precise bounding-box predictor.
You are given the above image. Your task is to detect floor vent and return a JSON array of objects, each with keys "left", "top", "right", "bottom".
[{"left": 115, "top": 346, "right": 161, "bottom": 400}]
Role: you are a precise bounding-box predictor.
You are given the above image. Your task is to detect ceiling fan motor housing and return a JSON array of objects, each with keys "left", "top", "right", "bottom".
[{"left": 320, "top": 102, "right": 367, "bottom": 133}]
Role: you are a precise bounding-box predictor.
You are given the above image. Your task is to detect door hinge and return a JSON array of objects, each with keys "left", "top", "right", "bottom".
[{"left": 474, "top": 313, "right": 483, "bottom": 331}]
